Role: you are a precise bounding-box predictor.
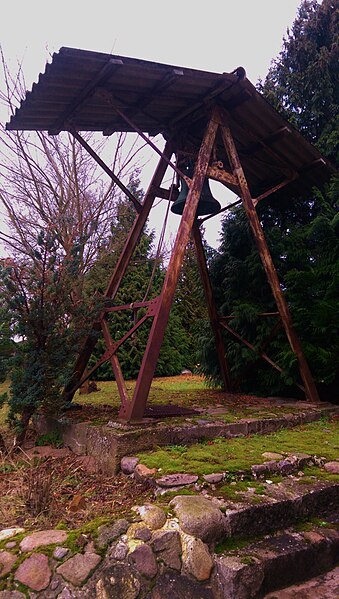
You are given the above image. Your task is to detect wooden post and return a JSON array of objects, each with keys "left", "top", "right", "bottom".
[
  {"left": 192, "top": 222, "right": 232, "bottom": 391},
  {"left": 219, "top": 118, "right": 320, "bottom": 403},
  {"left": 119, "top": 110, "right": 219, "bottom": 420}
]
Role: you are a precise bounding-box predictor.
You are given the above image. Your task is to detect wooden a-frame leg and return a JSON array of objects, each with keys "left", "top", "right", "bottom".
[
  {"left": 192, "top": 222, "right": 232, "bottom": 391},
  {"left": 219, "top": 118, "right": 320, "bottom": 403},
  {"left": 63, "top": 141, "right": 174, "bottom": 403},
  {"left": 119, "top": 110, "right": 220, "bottom": 420}
]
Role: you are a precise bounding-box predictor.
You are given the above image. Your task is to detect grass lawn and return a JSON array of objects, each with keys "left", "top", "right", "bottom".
[
  {"left": 0, "top": 375, "right": 208, "bottom": 427},
  {"left": 73, "top": 376, "right": 303, "bottom": 423},
  {"left": 1, "top": 374, "right": 335, "bottom": 432},
  {"left": 136, "top": 418, "right": 339, "bottom": 476},
  {"left": 74, "top": 375, "right": 209, "bottom": 410}
]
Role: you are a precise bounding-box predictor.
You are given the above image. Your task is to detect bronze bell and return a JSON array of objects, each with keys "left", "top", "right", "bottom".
[{"left": 171, "top": 166, "right": 221, "bottom": 216}]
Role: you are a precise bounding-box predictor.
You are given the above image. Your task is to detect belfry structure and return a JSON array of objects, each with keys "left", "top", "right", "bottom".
[{"left": 7, "top": 48, "right": 335, "bottom": 420}]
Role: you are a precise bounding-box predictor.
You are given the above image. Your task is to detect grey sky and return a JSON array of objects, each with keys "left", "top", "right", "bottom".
[{"left": 1, "top": 0, "right": 305, "bottom": 249}]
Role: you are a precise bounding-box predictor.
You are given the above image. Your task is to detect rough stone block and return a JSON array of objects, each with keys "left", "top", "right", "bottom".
[
  {"left": 181, "top": 535, "right": 213, "bottom": 581},
  {"left": 121, "top": 456, "right": 139, "bottom": 474},
  {"left": 213, "top": 556, "right": 264, "bottom": 599},
  {"left": 170, "top": 495, "right": 226, "bottom": 543},
  {"left": 95, "top": 563, "right": 141, "bottom": 599},
  {"left": 57, "top": 552, "right": 101, "bottom": 586},
  {"left": 151, "top": 530, "right": 182, "bottom": 571},
  {"left": 128, "top": 544, "right": 158, "bottom": 579},
  {"left": 136, "top": 505, "right": 167, "bottom": 530},
  {"left": 0, "top": 551, "right": 17, "bottom": 578},
  {"left": 149, "top": 571, "right": 214, "bottom": 598},
  {"left": 97, "top": 519, "right": 129, "bottom": 549}
]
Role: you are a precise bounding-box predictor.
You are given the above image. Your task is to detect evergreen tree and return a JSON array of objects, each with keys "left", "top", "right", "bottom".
[
  {"left": 0, "top": 233, "right": 96, "bottom": 444},
  {"left": 0, "top": 295, "right": 12, "bottom": 385},
  {"left": 173, "top": 237, "right": 209, "bottom": 372},
  {"left": 259, "top": 0, "right": 338, "bottom": 162},
  {"left": 200, "top": 0, "right": 339, "bottom": 399}
]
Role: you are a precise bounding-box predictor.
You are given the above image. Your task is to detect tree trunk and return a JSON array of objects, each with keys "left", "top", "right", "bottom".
[
  {"left": 14, "top": 407, "right": 35, "bottom": 448},
  {"left": 0, "top": 432, "right": 6, "bottom": 453}
]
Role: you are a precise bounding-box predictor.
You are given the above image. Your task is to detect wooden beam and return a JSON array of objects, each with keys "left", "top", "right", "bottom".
[
  {"left": 103, "top": 68, "right": 184, "bottom": 136},
  {"left": 253, "top": 175, "right": 297, "bottom": 206},
  {"left": 192, "top": 222, "right": 232, "bottom": 391},
  {"left": 206, "top": 165, "right": 239, "bottom": 189},
  {"left": 199, "top": 198, "right": 242, "bottom": 224},
  {"left": 48, "top": 58, "right": 123, "bottom": 134},
  {"left": 62, "top": 141, "right": 173, "bottom": 403},
  {"left": 119, "top": 107, "right": 220, "bottom": 420},
  {"left": 70, "top": 130, "right": 142, "bottom": 213},
  {"left": 101, "top": 319, "right": 130, "bottom": 412}
]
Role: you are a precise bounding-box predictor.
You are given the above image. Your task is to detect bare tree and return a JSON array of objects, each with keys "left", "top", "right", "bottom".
[
  {"left": 0, "top": 48, "right": 146, "bottom": 289},
  {"left": 0, "top": 51, "right": 147, "bottom": 444}
]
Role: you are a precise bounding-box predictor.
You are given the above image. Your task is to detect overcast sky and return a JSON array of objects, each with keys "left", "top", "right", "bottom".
[{"left": 1, "top": 0, "right": 305, "bottom": 249}]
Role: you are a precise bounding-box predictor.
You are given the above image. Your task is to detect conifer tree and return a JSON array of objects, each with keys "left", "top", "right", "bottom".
[{"left": 199, "top": 0, "right": 339, "bottom": 399}]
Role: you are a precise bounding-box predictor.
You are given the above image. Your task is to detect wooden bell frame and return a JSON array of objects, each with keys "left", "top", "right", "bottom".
[{"left": 63, "top": 104, "right": 321, "bottom": 420}]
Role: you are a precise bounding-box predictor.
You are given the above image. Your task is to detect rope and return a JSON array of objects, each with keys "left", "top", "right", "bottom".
[{"left": 142, "top": 170, "right": 176, "bottom": 302}]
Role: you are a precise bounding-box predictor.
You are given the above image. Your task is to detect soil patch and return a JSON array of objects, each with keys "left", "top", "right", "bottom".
[{"left": 0, "top": 450, "right": 152, "bottom": 531}]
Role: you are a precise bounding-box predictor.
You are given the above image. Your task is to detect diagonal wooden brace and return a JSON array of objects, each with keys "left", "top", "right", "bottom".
[{"left": 119, "top": 107, "right": 220, "bottom": 420}]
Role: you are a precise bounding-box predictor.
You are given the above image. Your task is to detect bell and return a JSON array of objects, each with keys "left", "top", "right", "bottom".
[{"left": 171, "top": 170, "right": 221, "bottom": 217}]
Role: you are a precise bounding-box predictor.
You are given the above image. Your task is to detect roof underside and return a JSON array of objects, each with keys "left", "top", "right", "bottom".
[{"left": 6, "top": 47, "right": 335, "bottom": 201}]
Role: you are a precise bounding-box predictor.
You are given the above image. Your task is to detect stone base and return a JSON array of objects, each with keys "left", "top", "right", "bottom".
[{"left": 35, "top": 405, "right": 337, "bottom": 474}]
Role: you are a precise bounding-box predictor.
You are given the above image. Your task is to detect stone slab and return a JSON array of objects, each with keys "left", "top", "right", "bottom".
[
  {"left": 20, "top": 530, "right": 67, "bottom": 551},
  {"left": 156, "top": 474, "right": 198, "bottom": 488},
  {"left": 224, "top": 481, "right": 339, "bottom": 538},
  {"left": 0, "top": 551, "right": 17, "bottom": 578},
  {"left": 0, "top": 528, "right": 24, "bottom": 542},
  {"left": 263, "top": 565, "right": 339, "bottom": 599},
  {"left": 15, "top": 553, "right": 51, "bottom": 591},
  {"left": 324, "top": 461, "right": 339, "bottom": 474}
]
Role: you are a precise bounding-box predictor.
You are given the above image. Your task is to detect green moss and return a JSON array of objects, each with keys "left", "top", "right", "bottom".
[
  {"left": 217, "top": 480, "right": 269, "bottom": 501},
  {"left": 63, "top": 515, "right": 121, "bottom": 554},
  {"left": 137, "top": 418, "right": 339, "bottom": 477},
  {"left": 157, "top": 488, "right": 199, "bottom": 501},
  {"left": 295, "top": 516, "right": 332, "bottom": 532},
  {"left": 269, "top": 474, "right": 284, "bottom": 484},
  {"left": 215, "top": 536, "right": 256, "bottom": 553},
  {"left": 55, "top": 521, "right": 68, "bottom": 530},
  {"left": 241, "top": 556, "right": 257, "bottom": 565},
  {"left": 0, "top": 532, "right": 27, "bottom": 553},
  {"left": 10, "top": 581, "right": 30, "bottom": 597},
  {"left": 302, "top": 466, "right": 339, "bottom": 483},
  {"left": 35, "top": 430, "right": 63, "bottom": 447}
]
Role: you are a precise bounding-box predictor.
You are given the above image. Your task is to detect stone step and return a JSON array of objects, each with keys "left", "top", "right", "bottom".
[
  {"left": 220, "top": 479, "right": 339, "bottom": 540},
  {"left": 213, "top": 521, "right": 339, "bottom": 599},
  {"left": 263, "top": 565, "right": 339, "bottom": 599},
  {"left": 36, "top": 404, "right": 338, "bottom": 474}
]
